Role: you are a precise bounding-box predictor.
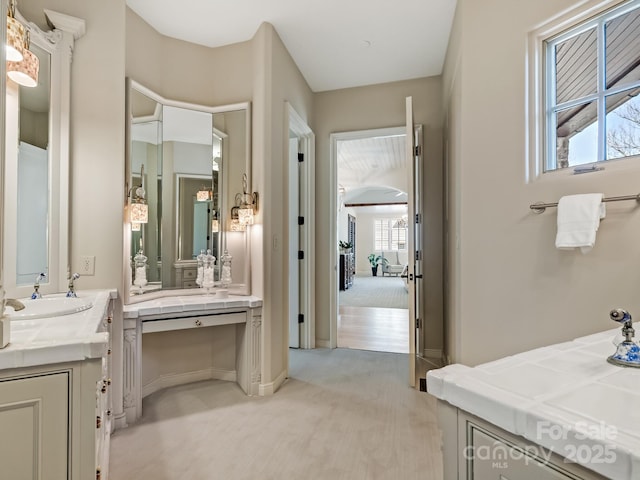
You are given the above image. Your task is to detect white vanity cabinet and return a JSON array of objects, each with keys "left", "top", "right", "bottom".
[
  {"left": 438, "top": 402, "right": 605, "bottom": 480},
  {"left": 0, "top": 370, "right": 69, "bottom": 478},
  {"left": 427, "top": 326, "right": 640, "bottom": 480},
  {"left": 0, "top": 290, "right": 115, "bottom": 480},
  {"left": 123, "top": 295, "right": 262, "bottom": 424}
]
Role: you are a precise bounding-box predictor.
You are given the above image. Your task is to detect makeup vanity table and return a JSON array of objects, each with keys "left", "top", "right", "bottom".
[{"left": 122, "top": 294, "right": 262, "bottom": 423}]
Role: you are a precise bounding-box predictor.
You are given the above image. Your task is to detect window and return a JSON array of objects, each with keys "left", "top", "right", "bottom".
[
  {"left": 374, "top": 217, "right": 407, "bottom": 251},
  {"left": 545, "top": 0, "right": 640, "bottom": 171}
]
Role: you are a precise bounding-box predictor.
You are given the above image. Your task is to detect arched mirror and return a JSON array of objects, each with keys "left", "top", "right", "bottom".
[
  {"left": 3, "top": 10, "right": 84, "bottom": 299},
  {"left": 125, "top": 80, "right": 251, "bottom": 303}
]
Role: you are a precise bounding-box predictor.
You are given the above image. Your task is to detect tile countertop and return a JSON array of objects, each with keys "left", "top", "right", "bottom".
[
  {"left": 427, "top": 327, "right": 640, "bottom": 479},
  {"left": 0, "top": 290, "right": 116, "bottom": 371},
  {"left": 123, "top": 294, "right": 263, "bottom": 319}
]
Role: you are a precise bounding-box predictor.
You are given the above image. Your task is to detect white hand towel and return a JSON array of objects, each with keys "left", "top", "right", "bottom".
[{"left": 555, "top": 193, "right": 606, "bottom": 254}]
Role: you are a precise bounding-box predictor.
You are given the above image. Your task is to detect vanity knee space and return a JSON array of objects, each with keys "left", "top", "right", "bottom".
[{"left": 123, "top": 298, "right": 262, "bottom": 424}]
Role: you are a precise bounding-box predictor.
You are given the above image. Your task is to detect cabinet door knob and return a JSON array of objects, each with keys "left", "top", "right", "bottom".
[
  {"left": 96, "top": 416, "right": 102, "bottom": 429},
  {"left": 107, "top": 316, "right": 112, "bottom": 324}
]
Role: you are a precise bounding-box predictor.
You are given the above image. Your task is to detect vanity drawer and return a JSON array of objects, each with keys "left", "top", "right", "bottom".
[
  {"left": 183, "top": 269, "right": 197, "bottom": 279},
  {"left": 142, "top": 312, "right": 247, "bottom": 333}
]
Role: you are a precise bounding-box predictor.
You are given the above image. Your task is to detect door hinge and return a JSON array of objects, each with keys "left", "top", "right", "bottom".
[
  {"left": 298, "top": 314, "right": 304, "bottom": 324},
  {"left": 416, "top": 250, "right": 423, "bottom": 261},
  {"left": 415, "top": 213, "right": 422, "bottom": 224},
  {"left": 298, "top": 250, "right": 304, "bottom": 260},
  {"left": 298, "top": 153, "right": 304, "bottom": 162},
  {"left": 298, "top": 216, "right": 304, "bottom": 225},
  {"left": 414, "top": 145, "right": 422, "bottom": 156},
  {"left": 416, "top": 318, "right": 422, "bottom": 329}
]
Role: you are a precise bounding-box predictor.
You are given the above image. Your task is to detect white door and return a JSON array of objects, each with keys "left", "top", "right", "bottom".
[
  {"left": 288, "top": 137, "right": 300, "bottom": 348},
  {"left": 406, "top": 96, "right": 424, "bottom": 387}
]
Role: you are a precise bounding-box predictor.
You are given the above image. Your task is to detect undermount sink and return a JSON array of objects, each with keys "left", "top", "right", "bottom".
[{"left": 6, "top": 296, "right": 93, "bottom": 320}]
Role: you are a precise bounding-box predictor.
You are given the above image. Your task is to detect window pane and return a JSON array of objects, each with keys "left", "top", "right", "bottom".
[
  {"left": 556, "top": 101, "right": 598, "bottom": 168},
  {"left": 605, "top": 7, "right": 640, "bottom": 89},
  {"left": 555, "top": 28, "right": 597, "bottom": 104},
  {"left": 606, "top": 87, "right": 640, "bottom": 159}
]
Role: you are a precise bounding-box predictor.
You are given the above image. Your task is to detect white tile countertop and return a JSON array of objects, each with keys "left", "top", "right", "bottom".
[
  {"left": 123, "top": 294, "right": 262, "bottom": 319},
  {"left": 427, "top": 327, "right": 640, "bottom": 479},
  {"left": 0, "top": 290, "right": 116, "bottom": 371}
]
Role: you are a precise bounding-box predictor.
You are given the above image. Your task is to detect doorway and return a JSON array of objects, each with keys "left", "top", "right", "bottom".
[
  {"left": 334, "top": 127, "right": 411, "bottom": 354},
  {"left": 286, "top": 103, "right": 315, "bottom": 357}
]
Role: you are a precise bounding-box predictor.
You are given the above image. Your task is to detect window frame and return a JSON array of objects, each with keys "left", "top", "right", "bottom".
[
  {"left": 374, "top": 218, "right": 407, "bottom": 252},
  {"left": 544, "top": 0, "right": 640, "bottom": 172}
]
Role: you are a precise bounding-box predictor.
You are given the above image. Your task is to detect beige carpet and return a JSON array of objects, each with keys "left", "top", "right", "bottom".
[
  {"left": 339, "top": 275, "right": 408, "bottom": 309},
  {"left": 110, "top": 348, "right": 443, "bottom": 480}
]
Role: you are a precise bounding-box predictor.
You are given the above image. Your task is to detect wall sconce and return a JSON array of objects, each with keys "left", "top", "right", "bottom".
[
  {"left": 6, "top": 0, "right": 24, "bottom": 62},
  {"left": 211, "top": 212, "right": 219, "bottom": 233},
  {"left": 196, "top": 187, "right": 212, "bottom": 202},
  {"left": 235, "top": 173, "right": 258, "bottom": 226},
  {"left": 129, "top": 165, "right": 148, "bottom": 224},
  {"left": 229, "top": 205, "right": 246, "bottom": 232},
  {"left": 7, "top": 30, "right": 38, "bottom": 88}
]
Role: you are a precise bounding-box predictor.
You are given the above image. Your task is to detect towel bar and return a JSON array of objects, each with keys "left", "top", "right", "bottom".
[{"left": 530, "top": 193, "right": 640, "bottom": 213}]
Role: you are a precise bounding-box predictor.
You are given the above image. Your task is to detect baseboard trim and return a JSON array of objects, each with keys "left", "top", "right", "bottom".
[
  {"left": 316, "top": 339, "right": 330, "bottom": 348},
  {"left": 259, "top": 369, "right": 287, "bottom": 396},
  {"left": 142, "top": 367, "right": 236, "bottom": 398}
]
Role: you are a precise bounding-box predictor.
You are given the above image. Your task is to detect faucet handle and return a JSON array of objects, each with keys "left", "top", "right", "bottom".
[
  {"left": 31, "top": 273, "right": 46, "bottom": 299},
  {"left": 66, "top": 273, "right": 80, "bottom": 298},
  {"left": 610, "top": 308, "right": 632, "bottom": 324}
]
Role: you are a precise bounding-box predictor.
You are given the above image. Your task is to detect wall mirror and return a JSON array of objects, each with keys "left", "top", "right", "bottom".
[
  {"left": 125, "top": 79, "right": 251, "bottom": 303},
  {"left": 3, "top": 10, "right": 84, "bottom": 299}
]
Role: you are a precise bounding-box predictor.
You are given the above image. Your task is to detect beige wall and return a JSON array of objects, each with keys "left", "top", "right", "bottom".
[
  {"left": 314, "top": 77, "right": 444, "bottom": 354},
  {"left": 444, "top": 0, "right": 640, "bottom": 366},
  {"left": 251, "top": 23, "right": 314, "bottom": 386}
]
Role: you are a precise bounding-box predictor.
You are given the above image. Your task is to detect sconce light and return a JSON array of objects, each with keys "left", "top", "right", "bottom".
[
  {"left": 129, "top": 165, "right": 148, "bottom": 224},
  {"left": 229, "top": 205, "right": 245, "bottom": 232},
  {"left": 7, "top": 30, "right": 38, "bottom": 88},
  {"left": 211, "top": 211, "right": 219, "bottom": 233},
  {"left": 196, "top": 187, "right": 212, "bottom": 202},
  {"left": 234, "top": 173, "right": 258, "bottom": 226},
  {"left": 6, "top": 0, "right": 24, "bottom": 62}
]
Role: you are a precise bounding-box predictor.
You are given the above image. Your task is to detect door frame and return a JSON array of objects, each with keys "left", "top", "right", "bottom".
[
  {"left": 286, "top": 103, "right": 315, "bottom": 351},
  {"left": 329, "top": 125, "right": 410, "bottom": 350}
]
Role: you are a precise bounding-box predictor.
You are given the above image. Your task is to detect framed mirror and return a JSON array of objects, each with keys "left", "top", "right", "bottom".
[
  {"left": 3, "top": 11, "right": 83, "bottom": 299},
  {"left": 124, "top": 79, "right": 251, "bottom": 303}
]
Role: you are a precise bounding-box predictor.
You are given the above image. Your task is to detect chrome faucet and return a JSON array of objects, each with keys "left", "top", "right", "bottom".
[
  {"left": 31, "top": 273, "right": 46, "bottom": 299},
  {"left": 5, "top": 298, "right": 25, "bottom": 311},
  {"left": 607, "top": 308, "right": 640, "bottom": 367},
  {"left": 66, "top": 273, "right": 80, "bottom": 298}
]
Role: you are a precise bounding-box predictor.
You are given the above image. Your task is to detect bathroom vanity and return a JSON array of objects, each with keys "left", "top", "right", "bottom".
[
  {"left": 122, "top": 294, "right": 262, "bottom": 424},
  {"left": 427, "top": 327, "right": 640, "bottom": 479},
  {"left": 0, "top": 290, "right": 116, "bottom": 480}
]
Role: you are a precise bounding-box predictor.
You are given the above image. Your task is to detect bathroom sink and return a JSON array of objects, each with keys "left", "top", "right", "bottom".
[{"left": 6, "top": 296, "right": 93, "bottom": 320}]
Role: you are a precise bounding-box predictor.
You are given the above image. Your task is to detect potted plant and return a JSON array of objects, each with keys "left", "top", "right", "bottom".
[
  {"left": 367, "top": 253, "right": 387, "bottom": 276},
  {"left": 339, "top": 240, "right": 353, "bottom": 253}
]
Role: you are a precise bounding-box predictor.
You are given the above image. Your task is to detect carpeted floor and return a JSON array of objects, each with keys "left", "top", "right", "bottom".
[
  {"left": 109, "top": 348, "right": 443, "bottom": 480},
  {"left": 339, "top": 274, "right": 408, "bottom": 309}
]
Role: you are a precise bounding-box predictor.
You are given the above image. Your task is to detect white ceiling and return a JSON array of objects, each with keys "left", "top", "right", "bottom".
[{"left": 126, "top": 0, "right": 457, "bottom": 92}]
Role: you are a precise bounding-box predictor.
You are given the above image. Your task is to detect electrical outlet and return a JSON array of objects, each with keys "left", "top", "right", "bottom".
[{"left": 80, "top": 255, "right": 95, "bottom": 275}]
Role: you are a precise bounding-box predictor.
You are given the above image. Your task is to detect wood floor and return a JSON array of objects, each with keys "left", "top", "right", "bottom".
[{"left": 338, "top": 305, "right": 409, "bottom": 354}]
